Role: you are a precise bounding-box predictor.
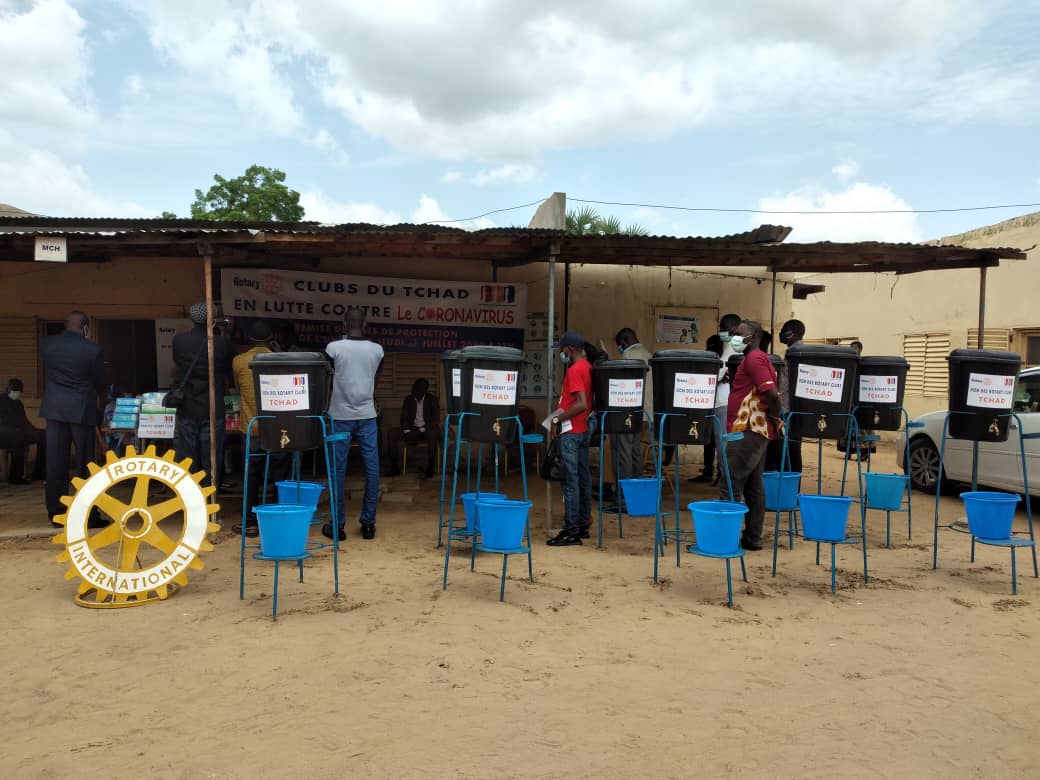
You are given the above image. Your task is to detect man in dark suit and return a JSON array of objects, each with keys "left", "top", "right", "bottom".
[
  {"left": 385, "top": 378, "right": 440, "bottom": 478},
  {"left": 0, "top": 377, "right": 47, "bottom": 484},
  {"left": 172, "top": 303, "right": 233, "bottom": 488},
  {"left": 40, "top": 312, "right": 105, "bottom": 524}
]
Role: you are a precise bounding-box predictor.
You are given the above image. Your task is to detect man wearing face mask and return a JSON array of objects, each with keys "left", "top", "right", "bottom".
[
  {"left": 547, "top": 331, "right": 593, "bottom": 546},
  {"left": 611, "top": 328, "right": 653, "bottom": 496},
  {"left": 0, "top": 378, "right": 47, "bottom": 485},
  {"left": 39, "top": 311, "right": 106, "bottom": 525},
  {"left": 768, "top": 319, "right": 805, "bottom": 473},
  {"left": 722, "top": 320, "right": 782, "bottom": 551}
]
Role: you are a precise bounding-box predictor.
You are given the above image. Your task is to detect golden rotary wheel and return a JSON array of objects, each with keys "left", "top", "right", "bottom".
[{"left": 52, "top": 445, "right": 221, "bottom": 608}]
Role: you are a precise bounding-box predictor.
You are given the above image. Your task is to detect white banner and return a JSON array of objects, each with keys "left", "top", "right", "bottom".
[
  {"left": 608, "top": 378, "right": 644, "bottom": 408},
  {"left": 222, "top": 268, "right": 526, "bottom": 328},
  {"left": 795, "top": 364, "right": 846, "bottom": 403},
  {"left": 472, "top": 369, "right": 518, "bottom": 406},
  {"left": 673, "top": 372, "right": 716, "bottom": 409},
  {"left": 258, "top": 374, "right": 311, "bottom": 412},
  {"left": 966, "top": 372, "right": 1015, "bottom": 409},
  {"left": 859, "top": 374, "right": 899, "bottom": 404}
]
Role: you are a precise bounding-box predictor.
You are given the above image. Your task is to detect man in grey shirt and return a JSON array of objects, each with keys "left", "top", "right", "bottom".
[{"left": 324, "top": 307, "right": 384, "bottom": 541}]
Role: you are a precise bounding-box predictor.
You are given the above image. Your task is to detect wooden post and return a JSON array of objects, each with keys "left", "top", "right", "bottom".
[
  {"left": 769, "top": 271, "right": 777, "bottom": 354},
  {"left": 204, "top": 255, "right": 217, "bottom": 505},
  {"left": 546, "top": 241, "right": 560, "bottom": 535},
  {"left": 977, "top": 266, "right": 988, "bottom": 349}
]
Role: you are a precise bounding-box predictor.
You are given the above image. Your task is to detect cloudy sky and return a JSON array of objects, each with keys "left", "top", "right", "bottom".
[{"left": 2, "top": 0, "right": 1039, "bottom": 241}]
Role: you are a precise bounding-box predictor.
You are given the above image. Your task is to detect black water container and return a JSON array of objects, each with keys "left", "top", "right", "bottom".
[
  {"left": 441, "top": 350, "right": 463, "bottom": 418},
  {"left": 249, "top": 352, "right": 332, "bottom": 451},
  {"left": 947, "top": 349, "right": 1021, "bottom": 442},
  {"left": 458, "top": 346, "right": 524, "bottom": 443},
  {"left": 854, "top": 356, "right": 910, "bottom": 432},
  {"left": 650, "top": 350, "right": 722, "bottom": 444},
  {"left": 591, "top": 359, "right": 649, "bottom": 434},
  {"left": 785, "top": 344, "right": 858, "bottom": 440}
]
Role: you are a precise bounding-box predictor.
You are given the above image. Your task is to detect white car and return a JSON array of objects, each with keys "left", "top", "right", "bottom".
[{"left": 898, "top": 366, "right": 1040, "bottom": 496}]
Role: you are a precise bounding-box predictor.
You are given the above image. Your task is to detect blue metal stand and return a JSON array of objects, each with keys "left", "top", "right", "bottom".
[
  {"left": 685, "top": 545, "right": 748, "bottom": 607},
  {"left": 770, "top": 411, "right": 869, "bottom": 589},
  {"left": 931, "top": 410, "right": 1038, "bottom": 594},
  {"left": 652, "top": 412, "right": 740, "bottom": 584},
  {"left": 596, "top": 409, "right": 655, "bottom": 548},
  {"left": 442, "top": 414, "right": 530, "bottom": 595},
  {"left": 239, "top": 414, "right": 341, "bottom": 620}
]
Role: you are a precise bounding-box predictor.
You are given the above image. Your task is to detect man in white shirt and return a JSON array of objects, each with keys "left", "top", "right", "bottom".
[{"left": 324, "top": 307, "right": 384, "bottom": 541}]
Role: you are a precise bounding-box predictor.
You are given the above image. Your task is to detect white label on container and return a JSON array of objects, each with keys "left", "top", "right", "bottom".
[
  {"left": 258, "top": 373, "right": 310, "bottom": 412},
  {"left": 966, "top": 372, "right": 1015, "bottom": 409},
  {"left": 452, "top": 367, "right": 461, "bottom": 398},
  {"left": 137, "top": 410, "right": 176, "bottom": 439},
  {"left": 608, "top": 378, "right": 644, "bottom": 407},
  {"left": 673, "top": 372, "right": 716, "bottom": 409},
  {"left": 795, "top": 364, "right": 846, "bottom": 403},
  {"left": 859, "top": 374, "right": 899, "bottom": 404},
  {"left": 472, "top": 369, "right": 518, "bottom": 406}
]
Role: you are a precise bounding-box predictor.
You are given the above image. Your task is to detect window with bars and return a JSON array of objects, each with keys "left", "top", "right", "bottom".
[{"left": 903, "top": 332, "right": 950, "bottom": 397}]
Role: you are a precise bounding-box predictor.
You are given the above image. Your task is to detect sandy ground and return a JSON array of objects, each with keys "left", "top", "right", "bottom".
[{"left": 1, "top": 444, "right": 1038, "bottom": 779}]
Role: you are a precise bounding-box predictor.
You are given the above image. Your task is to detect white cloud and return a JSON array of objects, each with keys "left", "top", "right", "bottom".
[
  {"left": 308, "top": 128, "right": 351, "bottom": 168},
  {"left": 832, "top": 158, "right": 860, "bottom": 183},
  {"left": 440, "top": 163, "right": 538, "bottom": 186},
  {"left": 0, "top": 131, "right": 148, "bottom": 217},
  {"left": 757, "top": 181, "right": 921, "bottom": 243},
  {"left": 298, "top": 191, "right": 401, "bottom": 225}
]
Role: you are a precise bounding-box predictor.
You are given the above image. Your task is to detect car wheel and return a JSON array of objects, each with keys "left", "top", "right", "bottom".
[{"left": 907, "top": 436, "right": 945, "bottom": 493}]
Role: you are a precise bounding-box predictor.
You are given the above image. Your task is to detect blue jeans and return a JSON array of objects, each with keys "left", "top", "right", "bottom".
[
  {"left": 174, "top": 418, "right": 224, "bottom": 488},
  {"left": 558, "top": 430, "right": 591, "bottom": 535},
  {"left": 331, "top": 418, "right": 379, "bottom": 528}
]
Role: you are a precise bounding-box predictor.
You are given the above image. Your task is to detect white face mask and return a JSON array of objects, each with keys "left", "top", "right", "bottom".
[
  {"left": 8, "top": 391, "right": 22, "bottom": 401},
  {"left": 719, "top": 332, "right": 733, "bottom": 343},
  {"left": 559, "top": 351, "right": 571, "bottom": 365},
  {"left": 730, "top": 335, "right": 748, "bottom": 354}
]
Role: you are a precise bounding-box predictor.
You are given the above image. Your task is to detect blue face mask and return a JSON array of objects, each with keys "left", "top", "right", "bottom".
[
  {"left": 617, "top": 344, "right": 627, "bottom": 354},
  {"left": 720, "top": 332, "right": 733, "bottom": 343},
  {"left": 560, "top": 351, "right": 570, "bottom": 364}
]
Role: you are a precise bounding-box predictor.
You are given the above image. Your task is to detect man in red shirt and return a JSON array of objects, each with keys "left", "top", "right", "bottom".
[
  {"left": 547, "top": 331, "right": 593, "bottom": 546},
  {"left": 722, "top": 320, "right": 783, "bottom": 551}
]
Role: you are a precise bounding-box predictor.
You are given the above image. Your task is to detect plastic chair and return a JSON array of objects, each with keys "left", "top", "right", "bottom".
[{"left": 402, "top": 438, "right": 436, "bottom": 476}]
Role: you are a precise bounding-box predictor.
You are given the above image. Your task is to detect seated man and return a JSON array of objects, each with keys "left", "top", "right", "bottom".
[
  {"left": 0, "top": 378, "right": 47, "bottom": 485},
  {"left": 386, "top": 379, "right": 440, "bottom": 479}
]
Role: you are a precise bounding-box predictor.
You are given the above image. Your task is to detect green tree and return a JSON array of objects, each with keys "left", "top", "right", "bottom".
[
  {"left": 159, "top": 210, "right": 178, "bottom": 219},
  {"left": 190, "top": 164, "right": 305, "bottom": 222},
  {"left": 565, "top": 205, "right": 648, "bottom": 236}
]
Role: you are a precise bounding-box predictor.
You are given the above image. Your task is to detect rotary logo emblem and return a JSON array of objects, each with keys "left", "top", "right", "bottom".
[{"left": 52, "top": 446, "right": 220, "bottom": 608}]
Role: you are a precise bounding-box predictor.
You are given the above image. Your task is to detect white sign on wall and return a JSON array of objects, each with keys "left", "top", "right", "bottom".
[
  {"left": 34, "top": 236, "right": 67, "bottom": 263},
  {"left": 472, "top": 369, "right": 518, "bottom": 406},
  {"left": 859, "top": 375, "right": 900, "bottom": 404},
  {"left": 673, "top": 372, "right": 716, "bottom": 409},
  {"left": 258, "top": 374, "right": 310, "bottom": 411},
  {"left": 795, "top": 364, "right": 846, "bottom": 403},
  {"left": 966, "top": 372, "right": 1015, "bottom": 409},
  {"left": 608, "top": 378, "right": 644, "bottom": 408}
]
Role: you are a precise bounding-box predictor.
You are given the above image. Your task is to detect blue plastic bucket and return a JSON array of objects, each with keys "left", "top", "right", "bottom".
[
  {"left": 865, "top": 473, "right": 908, "bottom": 511},
  {"left": 460, "top": 492, "right": 507, "bottom": 533},
  {"left": 275, "top": 480, "right": 325, "bottom": 509},
  {"left": 254, "top": 504, "right": 315, "bottom": 558},
  {"left": 619, "top": 478, "right": 660, "bottom": 517},
  {"left": 799, "top": 495, "right": 854, "bottom": 542},
  {"left": 477, "top": 499, "right": 531, "bottom": 550},
  {"left": 961, "top": 491, "right": 1020, "bottom": 539},
  {"left": 689, "top": 500, "right": 748, "bottom": 554},
  {"left": 763, "top": 472, "right": 801, "bottom": 511}
]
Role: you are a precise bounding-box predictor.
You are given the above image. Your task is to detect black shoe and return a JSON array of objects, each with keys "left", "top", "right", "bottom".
[
  {"left": 600, "top": 503, "right": 620, "bottom": 514},
  {"left": 8, "top": 477, "right": 30, "bottom": 486},
  {"left": 87, "top": 509, "right": 110, "bottom": 529},
  {"left": 741, "top": 538, "right": 763, "bottom": 552},
  {"left": 322, "top": 523, "right": 346, "bottom": 541},
  {"left": 385, "top": 465, "right": 402, "bottom": 478},
  {"left": 688, "top": 472, "right": 712, "bottom": 484},
  {"left": 547, "top": 530, "right": 582, "bottom": 547},
  {"left": 51, "top": 521, "right": 62, "bottom": 529},
  {"left": 579, "top": 526, "right": 591, "bottom": 539},
  {"left": 233, "top": 523, "right": 260, "bottom": 538},
  {"left": 361, "top": 525, "right": 376, "bottom": 540}
]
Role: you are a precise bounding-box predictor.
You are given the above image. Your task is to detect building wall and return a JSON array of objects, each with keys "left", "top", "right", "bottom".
[{"left": 793, "top": 211, "right": 1040, "bottom": 418}]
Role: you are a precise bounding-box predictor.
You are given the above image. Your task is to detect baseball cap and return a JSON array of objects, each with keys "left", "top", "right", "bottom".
[{"left": 552, "top": 331, "right": 585, "bottom": 349}]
